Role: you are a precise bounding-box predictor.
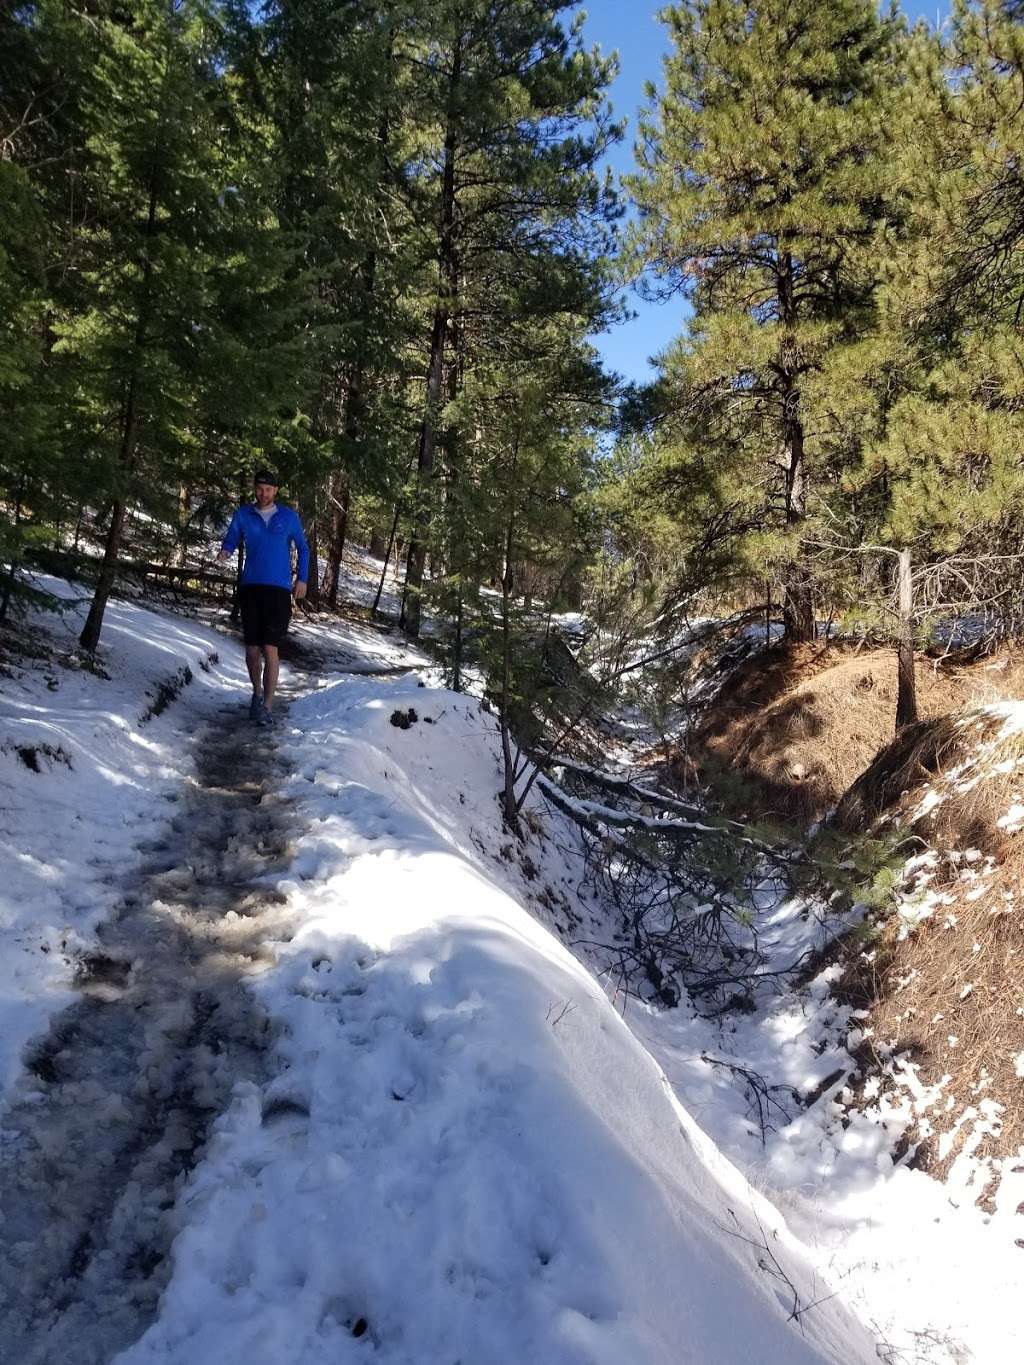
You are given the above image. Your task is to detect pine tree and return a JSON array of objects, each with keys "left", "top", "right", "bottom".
[
  {"left": 630, "top": 0, "right": 903, "bottom": 639},
  {"left": 858, "top": 2, "right": 1024, "bottom": 630},
  {"left": 33, "top": 0, "right": 265, "bottom": 649},
  {"left": 449, "top": 325, "right": 609, "bottom": 830},
  {"left": 254, "top": 0, "right": 423, "bottom": 607},
  {"left": 0, "top": 0, "right": 97, "bottom": 615},
  {"left": 396, "top": 0, "right": 619, "bottom": 638}
]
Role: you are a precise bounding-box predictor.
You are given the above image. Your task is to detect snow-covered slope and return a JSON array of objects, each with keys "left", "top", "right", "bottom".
[
  {"left": 0, "top": 576, "right": 248, "bottom": 1090},
  {"left": 113, "top": 672, "right": 875, "bottom": 1364},
  {"left": 2, "top": 586, "right": 879, "bottom": 1362}
]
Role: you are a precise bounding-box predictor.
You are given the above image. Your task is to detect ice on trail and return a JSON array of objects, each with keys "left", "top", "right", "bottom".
[
  {"left": 116, "top": 675, "right": 875, "bottom": 1365},
  {"left": 0, "top": 655, "right": 294, "bottom": 1361}
]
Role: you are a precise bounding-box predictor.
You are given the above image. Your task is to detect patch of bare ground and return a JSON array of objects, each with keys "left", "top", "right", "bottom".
[
  {"left": 662, "top": 640, "right": 1024, "bottom": 825},
  {"left": 651, "top": 632, "right": 1024, "bottom": 1204},
  {"left": 832, "top": 704, "right": 1024, "bottom": 1205}
]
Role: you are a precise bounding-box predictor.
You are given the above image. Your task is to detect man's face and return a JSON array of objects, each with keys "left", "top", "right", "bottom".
[{"left": 254, "top": 481, "right": 277, "bottom": 508}]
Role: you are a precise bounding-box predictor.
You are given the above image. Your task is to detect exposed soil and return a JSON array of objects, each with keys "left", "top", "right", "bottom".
[
  {"left": 670, "top": 642, "right": 1024, "bottom": 825},
  {"left": 647, "top": 635, "right": 1024, "bottom": 1205},
  {"left": 0, "top": 696, "right": 295, "bottom": 1363},
  {"left": 839, "top": 843, "right": 1024, "bottom": 1200},
  {"left": 829, "top": 706, "right": 1024, "bottom": 1199}
]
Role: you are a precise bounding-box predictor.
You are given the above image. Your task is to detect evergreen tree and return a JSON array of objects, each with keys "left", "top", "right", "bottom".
[
  {"left": 629, "top": 0, "right": 903, "bottom": 639},
  {"left": 396, "top": 0, "right": 619, "bottom": 638},
  {"left": 0, "top": 0, "right": 97, "bottom": 614},
  {"left": 863, "top": 2, "right": 1024, "bottom": 578},
  {"left": 254, "top": 0, "right": 424, "bottom": 606},
  {"left": 28, "top": 0, "right": 271, "bottom": 648},
  {"left": 450, "top": 326, "right": 609, "bottom": 830}
]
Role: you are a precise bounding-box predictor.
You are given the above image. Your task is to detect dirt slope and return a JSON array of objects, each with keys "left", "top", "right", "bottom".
[{"left": 684, "top": 642, "right": 1024, "bottom": 823}]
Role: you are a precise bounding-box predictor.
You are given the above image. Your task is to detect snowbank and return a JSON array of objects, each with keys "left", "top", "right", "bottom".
[{"left": 117, "top": 675, "right": 875, "bottom": 1364}]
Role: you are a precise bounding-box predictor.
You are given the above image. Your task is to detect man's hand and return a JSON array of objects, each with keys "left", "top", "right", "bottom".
[{"left": 293, "top": 581, "right": 307, "bottom": 602}]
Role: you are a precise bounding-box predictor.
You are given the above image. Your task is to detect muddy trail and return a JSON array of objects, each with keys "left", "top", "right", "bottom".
[{"left": 0, "top": 693, "right": 298, "bottom": 1365}]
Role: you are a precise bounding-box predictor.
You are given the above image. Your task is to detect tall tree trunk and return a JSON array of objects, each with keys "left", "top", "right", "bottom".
[
  {"left": 174, "top": 483, "right": 191, "bottom": 566},
  {"left": 372, "top": 499, "right": 402, "bottom": 619},
  {"left": 325, "top": 62, "right": 390, "bottom": 614},
  {"left": 895, "top": 547, "right": 918, "bottom": 732},
  {"left": 402, "top": 307, "right": 448, "bottom": 636},
  {"left": 325, "top": 473, "right": 350, "bottom": 609},
  {"left": 402, "top": 38, "right": 461, "bottom": 638},
  {"left": 442, "top": 317, "right": 465, "bottom": 684},
  {"left": 781, "top": 421, "right": 815, "bottom": 642},
  {"left": 80, "top": 180, "right": 159, "bottom": 653},
  {"left": 778, "top": 250, "right": 815, "bottom": 643},
  {"left": 452, "top": 585, "right": 464, "bottom": 693},
  {"left": 499, "top": 500, "right": 521, "bottom": 838},
  {"left": 304, "top": 510, "right": 320, "bottom": 609},
  {"left": 325, "top": 236, "right": 377, "bottom": 608},
  {"left": 0, "top": 483, "right": 25, "bottom": 627}
]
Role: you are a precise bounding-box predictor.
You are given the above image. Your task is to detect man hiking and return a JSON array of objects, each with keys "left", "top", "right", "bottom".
[{"left": 217, "top": 469, "right": 309, "bottom": 727}]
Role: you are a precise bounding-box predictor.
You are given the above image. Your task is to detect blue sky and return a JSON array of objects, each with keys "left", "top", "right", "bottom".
[{"left": 579, "top": 1, "right": 950, "bottom": 387}]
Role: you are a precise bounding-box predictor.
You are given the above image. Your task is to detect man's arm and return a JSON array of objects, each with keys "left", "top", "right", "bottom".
[
  {"left": 217, "top": 508, "right": 243, "bottom": 562},
  {"left": 291, "top": 511, "right": 310, "bottom": 600}
]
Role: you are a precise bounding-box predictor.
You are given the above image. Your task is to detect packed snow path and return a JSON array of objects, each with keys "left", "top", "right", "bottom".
[
  {"left": 0, "top": 696, "right": 292, "bottom": 1363},
  {"left": 0, "top": 595, "right": 881, "bottom": 1365}
]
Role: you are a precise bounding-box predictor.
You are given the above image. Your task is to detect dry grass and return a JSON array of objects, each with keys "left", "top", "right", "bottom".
[
  {"left": 679, "top": 642, "right": 1024, "bottom": 825},
  {"left": 841, "top": 846, "right": 1024, "bottom": 1199},
  {"left": 833, "top": 701, "right": 1024, "bottom": 1200},
  {"left": 677, "top": 639, "right": 1024, "bottom": 1198},
  {"left": 836, "top": 704, "right": 1024, "bottom": 851}
]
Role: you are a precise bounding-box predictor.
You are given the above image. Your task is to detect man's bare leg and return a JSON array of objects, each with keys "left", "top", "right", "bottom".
[
  {"left": 262, "top": 644, "right": 280, "bottom": 711},
  {"left": 245, "top": 645, "right": 263, "bottom": 697}
]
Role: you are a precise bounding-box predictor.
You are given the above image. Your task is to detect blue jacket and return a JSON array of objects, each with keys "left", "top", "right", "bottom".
[{"left": 221, "top": 503, "right": 310, "bottom": 590}]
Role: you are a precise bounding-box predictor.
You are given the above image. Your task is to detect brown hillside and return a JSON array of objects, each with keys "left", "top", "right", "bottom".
[
  {"left": 679, "top": 642, "right": 1024, "bottom": 824},
  {"left": 832, "top": 705, "right": 1024, "bottom": 1204}
]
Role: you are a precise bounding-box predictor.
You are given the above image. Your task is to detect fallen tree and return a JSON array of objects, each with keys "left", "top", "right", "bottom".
[{"left": 535, "top": 759, "right": 802, "bottom": 1011}]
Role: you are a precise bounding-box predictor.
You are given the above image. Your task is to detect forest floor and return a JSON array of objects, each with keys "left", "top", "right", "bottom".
[
  {"left": 0, "top": 567, "right": 1020, "bottom": 1363},
  {"left": 660, "top": 636, "right": 1024, "bottom": 823}
]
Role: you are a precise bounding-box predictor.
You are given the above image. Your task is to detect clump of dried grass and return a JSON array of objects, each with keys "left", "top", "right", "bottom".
[
  {"left": 836, "top": 701, "right": 1024, "bottom": 1201},
  {"left": 836, "top": 704, "right": 1024, "bottom": 854},
  {"left": 689, "top": 644, "right": 977, "bottom": 823},
  {"left": 840, "top": 849, "right": 1024, "bottom": 1200}
]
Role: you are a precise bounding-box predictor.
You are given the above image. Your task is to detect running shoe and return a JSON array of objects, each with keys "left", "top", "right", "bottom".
[
  {"left": 248, "top": 693, "right": 263, "bottom": 723},
  {"left": 258, "top": 706, "right": 275, "bottom": 728}
]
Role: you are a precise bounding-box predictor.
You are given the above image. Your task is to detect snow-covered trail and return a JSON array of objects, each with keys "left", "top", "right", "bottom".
[
  {"left": 110, "top": 664, "right": 878, "bottom": 1365},
  {"left": 0, "top": 696, "right": 294, "bottom": 1363},
  {"left": 1, "top": 594, "right": 881, "bottom": 1365}
]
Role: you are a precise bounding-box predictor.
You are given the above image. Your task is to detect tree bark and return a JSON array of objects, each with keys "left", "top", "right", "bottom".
[
  {"left": 174, "top": 483, "right": 191, "bottom": 567},
  {"left": 80, "top": 178, "right": 159, "bottom": 653},
  {"left": 895, "top": 547, "right": 918, "bottom": 732},
  {"left": 402, "top": 38, "right": 461, "bottom": 638},
  {"left": 304, "top": 511, "right": 319, "bottom": 609},
  {"left": 452, "top": 585, "right": 464, "bottom": 693},
  {"left": 0, "top": 483, "right": 25, "bottom": 627},
  {"left": 782, "top": 425, "right": 815, "bottom": 641},
  {"left": 325, "top": 473, "right": 350, "bottom": 609},
  {"left": 499, "top": 500, "right": 521, "bottom": 837},
  {"left": 326, "top": 203, "right": 379, "bottom": 608},
  {"left": 778, "top": 250, "right": 815, "bottom": 644},
  {"left": 372, "top": 499, "right": 402, "bottom": 619}
]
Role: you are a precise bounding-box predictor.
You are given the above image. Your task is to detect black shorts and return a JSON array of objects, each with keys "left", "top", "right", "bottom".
[{"left": 239, "top": 585, "right": 292, "bottom": 647}]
